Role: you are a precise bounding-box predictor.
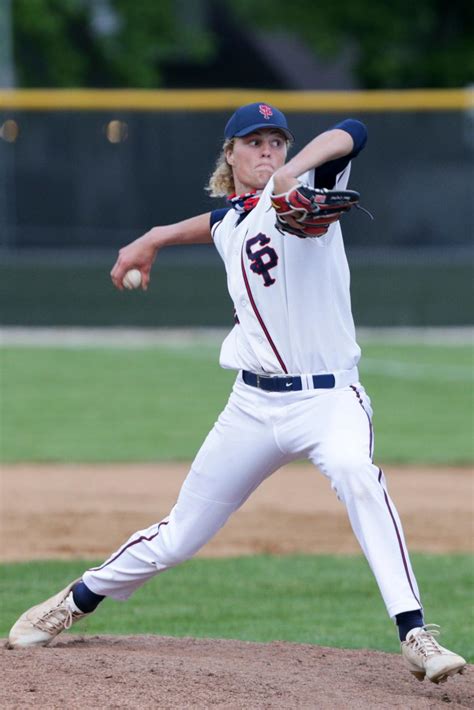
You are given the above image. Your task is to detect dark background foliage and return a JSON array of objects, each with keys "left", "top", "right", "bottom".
[{"left": 11, "top": 0, "right": 474, "bottom": 89}]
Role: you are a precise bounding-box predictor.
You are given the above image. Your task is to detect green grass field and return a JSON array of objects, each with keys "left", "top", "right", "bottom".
[
  {"left": 1, "top": 555, "right": 473, "bottom": 661},
  {"left": 1, "top": 338, "right": 472, "bottom": 658},
  {"left": 1, "top": 341, "right": 473, "bottom": 464}
]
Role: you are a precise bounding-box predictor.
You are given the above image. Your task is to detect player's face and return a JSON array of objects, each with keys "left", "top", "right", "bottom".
[{"left": 226, "top": 129, "right": 287, "bottom": 193}]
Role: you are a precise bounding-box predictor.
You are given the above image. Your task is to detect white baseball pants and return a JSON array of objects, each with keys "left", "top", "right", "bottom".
[{"left": 83, "top": 374, "right": 422, "bottom": 618}]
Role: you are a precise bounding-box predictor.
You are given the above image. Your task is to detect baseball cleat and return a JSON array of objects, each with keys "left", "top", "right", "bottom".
[
  {"left": 7, "top": 579, "right": 90, "bottom": 649},
  {"left": 401, "top": 625, "right": 466, "bottom": 684}
]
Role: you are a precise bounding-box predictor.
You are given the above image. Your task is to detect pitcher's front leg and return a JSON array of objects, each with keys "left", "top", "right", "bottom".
[{"left": 83, "top": 395, "right": 288, "bottom": 599}]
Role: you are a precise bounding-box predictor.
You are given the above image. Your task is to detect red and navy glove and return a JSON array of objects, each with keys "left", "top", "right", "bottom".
[{"left": 271, "top": 183, "right": 360, "bottom": 238}]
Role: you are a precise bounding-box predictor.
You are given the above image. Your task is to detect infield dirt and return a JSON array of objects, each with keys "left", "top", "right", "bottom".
[
  {"left": 1, "top": 463, "right": 473, "bottom": 708},
  {"left": 1, "top": 463, "right": 473, "bottom": 560}
]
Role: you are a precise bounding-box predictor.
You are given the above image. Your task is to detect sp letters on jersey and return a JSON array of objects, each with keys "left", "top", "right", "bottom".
[{"left": 245, "top": 234, "right": 278, "bottom": 287}]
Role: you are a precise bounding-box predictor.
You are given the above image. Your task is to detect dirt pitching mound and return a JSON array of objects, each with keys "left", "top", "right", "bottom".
[
  {"left": 2, "top": 464, "right": 472, "bottom": 707},
  {"left": 2, "top": 635, "right": 472, "bottom": 709}
]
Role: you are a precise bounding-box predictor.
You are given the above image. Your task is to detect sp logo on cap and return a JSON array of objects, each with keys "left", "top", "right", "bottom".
[
  {"left": 259, "top": 104, "right": 273, "bottom": 120},
  {"left": 224, "top": 102, "right": 293, "bottom": 140}
]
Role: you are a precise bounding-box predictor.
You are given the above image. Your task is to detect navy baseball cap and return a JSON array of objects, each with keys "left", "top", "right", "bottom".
[{"left": 224, "top": 102, "right": 294, "bottom": 141}]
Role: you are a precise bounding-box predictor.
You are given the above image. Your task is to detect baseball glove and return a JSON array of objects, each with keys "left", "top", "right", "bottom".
[{"left": 271, "top": 183, "right": 360, "bottom": 238}]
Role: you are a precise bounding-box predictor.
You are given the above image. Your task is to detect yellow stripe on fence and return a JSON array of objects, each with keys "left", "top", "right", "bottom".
[{"left": 0, "top": 89, "right": 472, "bottom": 112}]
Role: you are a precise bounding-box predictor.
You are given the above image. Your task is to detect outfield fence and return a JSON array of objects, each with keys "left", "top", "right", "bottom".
[{"left": 1, "top": 89, "right": 473, "bottom": 326}]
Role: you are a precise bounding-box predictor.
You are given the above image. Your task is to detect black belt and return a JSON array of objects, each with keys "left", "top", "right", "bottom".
[{"left": 242, "top": 370, "right": 336, "bottom": 392}]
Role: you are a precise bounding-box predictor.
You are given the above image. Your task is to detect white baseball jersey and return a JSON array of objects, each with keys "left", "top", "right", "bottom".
[{"left": 211, "top": 167, "right": 361, "bottom": 380}]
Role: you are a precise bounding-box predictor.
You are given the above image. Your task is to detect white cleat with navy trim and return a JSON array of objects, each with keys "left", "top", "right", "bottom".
[
  {"left": 7, "top": 579, "right": 90, "bottom": 649},
  {"left": 401, "top": 625, "right": 466, "bottom": 684}
]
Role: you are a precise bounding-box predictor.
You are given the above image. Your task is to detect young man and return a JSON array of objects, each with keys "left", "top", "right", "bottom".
[{"left": 8, "top": 103, "right": 466, "bottom": 684}]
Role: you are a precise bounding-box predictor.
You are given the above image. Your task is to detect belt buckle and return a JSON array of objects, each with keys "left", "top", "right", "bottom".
[{"left": 256, "top": 374, "right": 261, "bottom": 388}]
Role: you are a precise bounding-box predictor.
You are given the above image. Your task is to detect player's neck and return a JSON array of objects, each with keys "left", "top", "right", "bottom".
[{"left": 233, "top": 176, "right": 270, "bottom": 195}]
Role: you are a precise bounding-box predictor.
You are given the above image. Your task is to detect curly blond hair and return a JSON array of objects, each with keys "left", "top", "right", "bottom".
[{"left": 206, "top": 139, "right": 235, "bottom": 198}]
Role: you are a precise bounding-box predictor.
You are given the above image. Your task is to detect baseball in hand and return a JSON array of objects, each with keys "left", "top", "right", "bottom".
[{"left": 122, "top": 269, "right": 142, "bottom": 290}]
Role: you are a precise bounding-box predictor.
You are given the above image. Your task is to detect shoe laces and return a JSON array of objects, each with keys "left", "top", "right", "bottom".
[
  {"left": 410, "top": 624, "right": 443, "bottom": 658},
  {"left": 32, "top": 597, "right": 81, "bottom": 634}
]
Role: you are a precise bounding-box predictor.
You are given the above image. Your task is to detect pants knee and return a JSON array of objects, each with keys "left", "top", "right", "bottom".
[
  {"left": 323, "top": 455, "right": 378, "bottom": 503},
  {"left": 153, "top": 534, "right": 197, "bottom": 568}
]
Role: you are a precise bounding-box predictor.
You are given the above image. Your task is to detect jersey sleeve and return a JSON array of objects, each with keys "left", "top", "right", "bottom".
[
  {"left": 209, "top": 207, "right": 232, "bottom": 256},
  {"left": 313, "top": 119, "right": 367, "bottom": 189},
  {"left": 210, "top": 208, "right": 230, "bottom": 229},
  {"left": 210, "top": 207, "right": 236, "bottom": 261}
]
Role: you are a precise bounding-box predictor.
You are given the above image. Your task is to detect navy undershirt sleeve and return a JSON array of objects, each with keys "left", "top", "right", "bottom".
[
  {"left": 333, "top": 118, "right": 368, "bottom": 156},
  {"left": 210, "top": 207, "right": 230, "bottom": 229},
  {"left": 313, "top": 118, "right": 368, "bottom": 189}
]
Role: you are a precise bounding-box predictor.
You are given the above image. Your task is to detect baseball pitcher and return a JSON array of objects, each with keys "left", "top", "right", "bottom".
[{"left": 8, "top": 103, "right": 466, "bottom": 684}]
